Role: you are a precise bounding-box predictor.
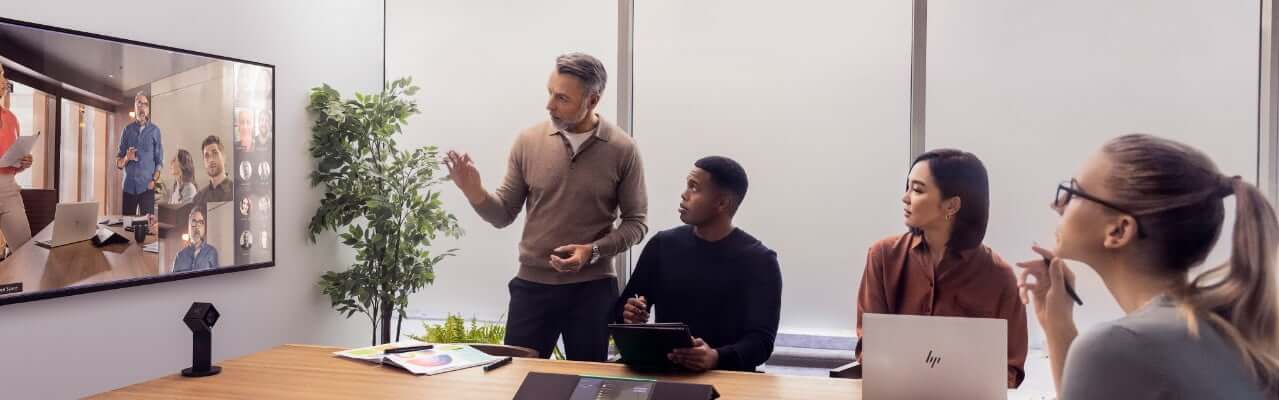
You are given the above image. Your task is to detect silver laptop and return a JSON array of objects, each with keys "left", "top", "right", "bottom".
[
  {"left": 863, "top": 313, "right": 1007, "bottom": 400},
  {"left": 35, "top": 202, "right": 99, "bottom": 247}
]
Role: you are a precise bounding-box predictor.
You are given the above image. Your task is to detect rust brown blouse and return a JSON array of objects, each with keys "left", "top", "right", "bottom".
[{"left": 856, "top": 232, "right": 1028, "bottom": 388}]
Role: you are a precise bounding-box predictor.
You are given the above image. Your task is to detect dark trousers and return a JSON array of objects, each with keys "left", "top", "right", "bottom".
[
  {"left": 505, "top": 277, "right": 618, "bottom": 362},
  {"left": 122, "top": 190, "right": 156, "bottom": 216}
]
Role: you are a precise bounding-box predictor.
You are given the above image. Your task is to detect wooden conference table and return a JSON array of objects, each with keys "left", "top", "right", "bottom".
[
  {"left": 0, "top": 217, "right": 159, "bottom": 296},
  {"left": 89, "top": 344, "right": 864, "bottom": 399}
]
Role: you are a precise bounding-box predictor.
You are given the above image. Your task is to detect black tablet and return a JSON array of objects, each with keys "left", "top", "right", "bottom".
[{"left": 608, "top": 323, "right": 695, "bottom": 369}]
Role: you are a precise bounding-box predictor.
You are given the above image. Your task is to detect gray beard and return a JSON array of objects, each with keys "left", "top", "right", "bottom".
[
  {"left": 552, "top": 117, "right": 578, "bottom": 133},
  {"left": 552, "top": 102, "right": 592, "bottom": 133}
]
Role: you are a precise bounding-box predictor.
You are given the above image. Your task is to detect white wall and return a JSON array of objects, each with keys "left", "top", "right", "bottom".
[
  {"left": 383, "top": 0, "right": 1263, "bottom": 345},
  {"left": 0, "top": 1, "right": 382, "bottom": 398},
  {"left": 384, "top": 0, "right": 910, "bottom": 340},
  {"left": 0, "top": 3, "right": 1263, "bottom": 397},
  {"left": 383, "top": 0, "right": 619, "bottom": 325},
  {"left": 926, "top": 0, "right": 1260, "bottom": 345},
  {"left": 632, "top": 0, "right": 914, "bottom": 337}
]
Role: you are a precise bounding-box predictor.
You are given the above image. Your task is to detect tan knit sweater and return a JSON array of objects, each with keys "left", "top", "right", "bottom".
[{"left": 471, "top": 117, "right": 648, "bottom": 285}]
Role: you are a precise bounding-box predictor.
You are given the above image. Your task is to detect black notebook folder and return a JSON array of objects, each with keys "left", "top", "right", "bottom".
[
  {"left": 91, "top": 228, "right": 130, "bottom": 246},
  {"left": 609, "top": 323, "right": 695, "bottom": 369},
  {"left": 514, "top": 372, "right": 719, "bottom": 400}
]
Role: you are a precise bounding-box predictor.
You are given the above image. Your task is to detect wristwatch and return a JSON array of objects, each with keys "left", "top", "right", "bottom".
[{"left": 588, "top": 244, "right": 601, "bottom": 265}]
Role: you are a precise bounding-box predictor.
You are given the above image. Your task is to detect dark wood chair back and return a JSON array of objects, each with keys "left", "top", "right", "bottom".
[{"left": 20, "top": 188, "right": 56, "bottom": 235}]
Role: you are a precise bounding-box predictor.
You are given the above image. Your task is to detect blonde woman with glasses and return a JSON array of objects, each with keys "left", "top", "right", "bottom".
[{"left": 1018, "top": 134, "right": 1278, "bottom": 398}]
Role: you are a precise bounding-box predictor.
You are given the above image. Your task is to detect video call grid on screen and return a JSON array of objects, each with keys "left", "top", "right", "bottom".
[{"left": 0, "top": 16, "right": 275, "bottom": 306}]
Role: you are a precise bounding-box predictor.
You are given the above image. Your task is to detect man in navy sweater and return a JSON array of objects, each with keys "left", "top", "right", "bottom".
[{"left": 613, "top": 156, "right": 782, "bottom": 372}]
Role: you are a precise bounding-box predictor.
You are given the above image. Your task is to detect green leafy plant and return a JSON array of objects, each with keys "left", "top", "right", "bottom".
[
  {"left": 411, "top": 314, "right": 507, "bottom": 344},
  {"left": 307, "top": 78, "right": 463, "bottom": 346},
  {"left": 409, "top": 314, "right": 572, "bottom": 359}
]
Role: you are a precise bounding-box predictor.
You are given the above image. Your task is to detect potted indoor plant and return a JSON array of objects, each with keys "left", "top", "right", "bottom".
[{"left": 306, "top": 78, "right": 462, "bottom": 345}]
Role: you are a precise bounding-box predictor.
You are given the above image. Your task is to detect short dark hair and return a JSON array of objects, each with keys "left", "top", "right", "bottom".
[
  {"left": 555, "top": 53, "right": 607, "bottom": 97},
  {"left": 694, "top": 156, "right": 749, "bottom": 214},
  {"left": 910, "top": 149, "right": 990, "bottom": 253},
  {"left": 201, "top": 135, "right": 223, "bottom": 151}
]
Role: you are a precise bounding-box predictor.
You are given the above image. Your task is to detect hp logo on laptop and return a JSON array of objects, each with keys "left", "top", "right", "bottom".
[{"left": 925, "top": 350, "right": 942, "bottom": 368}]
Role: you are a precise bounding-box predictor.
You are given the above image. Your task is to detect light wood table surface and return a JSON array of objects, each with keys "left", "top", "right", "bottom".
[{"left": 89, "top": 344, "right": 864, "bottom": 399}]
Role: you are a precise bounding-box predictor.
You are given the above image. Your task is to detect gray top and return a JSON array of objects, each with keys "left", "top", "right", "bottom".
[{"left": 1060, "top": 295, "right": 1265, "bottom": 399}]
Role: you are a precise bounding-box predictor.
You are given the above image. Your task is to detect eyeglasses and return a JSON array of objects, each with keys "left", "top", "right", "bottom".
[{"left": 1055, "top": 179, "right": 1146, "bottom": 238}]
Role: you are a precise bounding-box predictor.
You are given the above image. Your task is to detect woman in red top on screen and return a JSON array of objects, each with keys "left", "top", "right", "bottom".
[
  {"left": 0, "top": 63, "right": 35, "bottom": 252},
  {"left": 855, "top": 149, "right": 1029, "bottom": 388}
]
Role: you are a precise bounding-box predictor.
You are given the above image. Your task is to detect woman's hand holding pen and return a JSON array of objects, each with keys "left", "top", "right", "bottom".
[{"left": 1015, "top": 244, "right": 1080, "bottom": 341}]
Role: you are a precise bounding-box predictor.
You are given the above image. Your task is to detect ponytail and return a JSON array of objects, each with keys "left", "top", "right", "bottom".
[
  {"left": 1101, "top": 134, "right": 1279, "bottom": 395},
  {"left": 1179, "top": 178, "right": 1279, "bottom": 395}
]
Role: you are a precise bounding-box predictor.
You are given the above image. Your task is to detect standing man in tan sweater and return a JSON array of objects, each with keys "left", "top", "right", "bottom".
[{"left": 445, "top": 53, "right": 648, "bottom": 362}]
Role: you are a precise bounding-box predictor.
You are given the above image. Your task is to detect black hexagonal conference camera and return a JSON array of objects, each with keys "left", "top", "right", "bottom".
[{"left": 181, "top": 302, "right": 221, "bottom": 377}]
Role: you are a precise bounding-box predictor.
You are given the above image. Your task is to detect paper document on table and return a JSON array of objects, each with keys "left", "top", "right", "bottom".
[
  {"left": 333, "top": 339, "right": 429, "bottom": 363},
  {"left": 382, "top": 344, "right": 499, "bottom": 375},
  {"left": 0, "top": 132, "right": 40, "bottom": 167}
]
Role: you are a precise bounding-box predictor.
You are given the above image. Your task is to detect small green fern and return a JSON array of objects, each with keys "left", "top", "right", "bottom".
[
  {"left": 411, "top": 314, "right": 506, "bottom": 344},
  {"left": 410, "top": 313, "right": 589, "bottom": 360}
]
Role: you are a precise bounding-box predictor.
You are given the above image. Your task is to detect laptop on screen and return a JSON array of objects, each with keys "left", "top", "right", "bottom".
[{"left": 34, "top": 202, "right": 98, "bottom": 248}]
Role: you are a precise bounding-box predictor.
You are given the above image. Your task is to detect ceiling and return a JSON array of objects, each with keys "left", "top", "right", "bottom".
[{"left": 0, "top": 20, "right": 215, "bottom": 102}]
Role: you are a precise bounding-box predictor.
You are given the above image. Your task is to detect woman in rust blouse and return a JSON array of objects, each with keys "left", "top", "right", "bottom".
[{"left": 856, "top": 148, "right": 1028, "bottom": 388}]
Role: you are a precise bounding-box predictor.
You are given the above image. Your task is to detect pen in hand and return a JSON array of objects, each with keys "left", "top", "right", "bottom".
[
  {"left": 1044, "top": 256, "right": 1084, "bottom": 306},
  {"left": 630, "top": 294, "right": 649, "bottom": 323}
]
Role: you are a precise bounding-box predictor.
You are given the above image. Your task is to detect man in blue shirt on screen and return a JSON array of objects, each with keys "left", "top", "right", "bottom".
[
  {"left": 115, "top": 92, "right": 163, "bottom": 216},
  {"left": 173, "top": 208, "right": 218, "bottom": 273}
]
